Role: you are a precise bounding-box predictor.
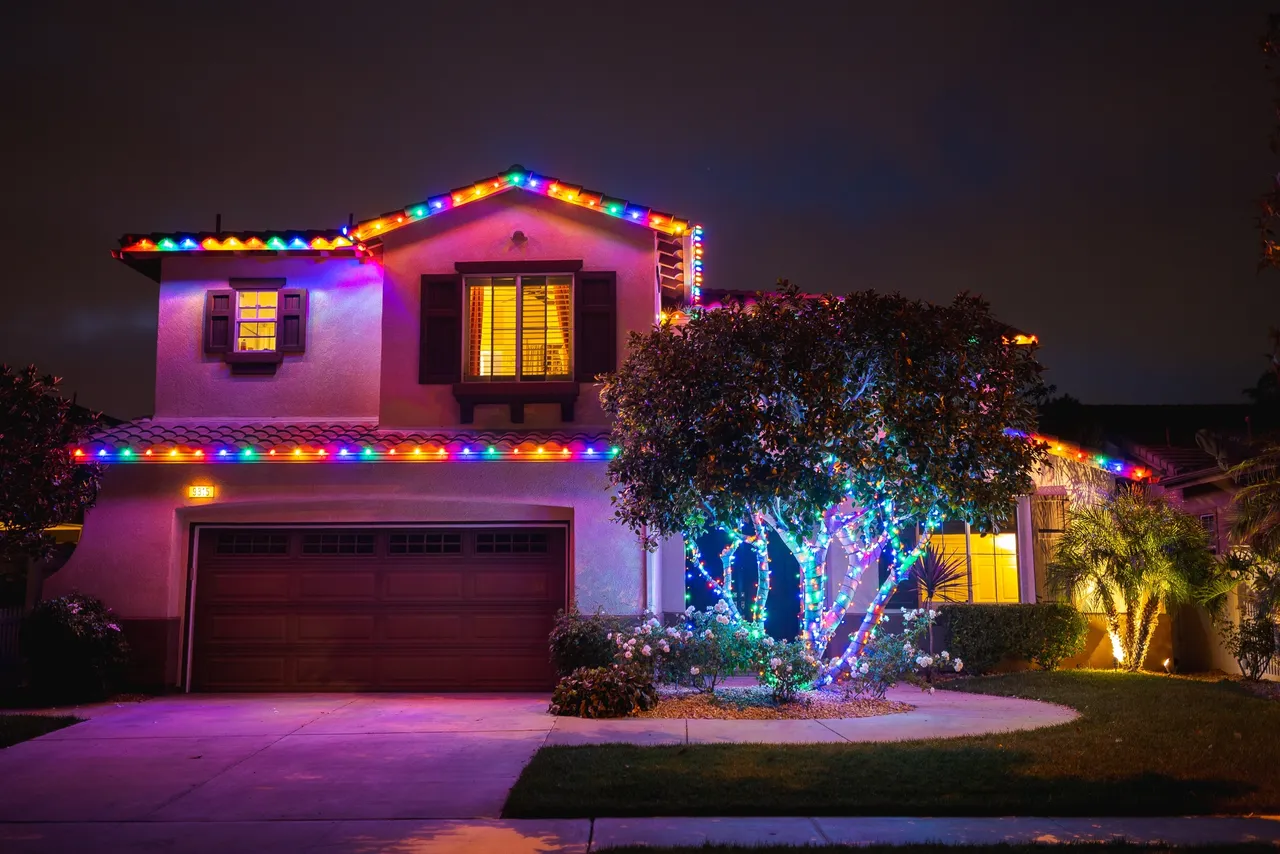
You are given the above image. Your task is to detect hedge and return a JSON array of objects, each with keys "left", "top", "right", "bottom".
[{"left": 939, "top": 602, "right": 1088, "bottom": 673}]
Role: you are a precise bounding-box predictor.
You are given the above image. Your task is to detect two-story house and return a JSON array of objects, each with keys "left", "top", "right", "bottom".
[{"left": 51, "top": 166, "right": 700, "bottom": 692}]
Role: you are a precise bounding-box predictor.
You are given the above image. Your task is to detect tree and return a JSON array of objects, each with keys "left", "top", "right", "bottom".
[
  {"left": 601, "top": 283, "right": 1045, "bottom": 676},
  {"left": 1047, "top": 490, "right": 1213, "bottom": 671},
  {"left": 0, "top": 366, "right": 102, "bottom": 575}
]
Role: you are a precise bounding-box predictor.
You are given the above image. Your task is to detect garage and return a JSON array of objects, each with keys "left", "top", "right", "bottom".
[{"left": 189, "top": 526, "right": 567, "bottom": 691}]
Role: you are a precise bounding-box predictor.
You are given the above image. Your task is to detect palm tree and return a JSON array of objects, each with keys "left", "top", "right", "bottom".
[
  {"left": 1047, "top": 489, "right": 1212, "bottom": 671},
  {"left": 910, "top": 546, "right": 968, "bottom": 651},
  {"left": 1232, "top": 444, "right": 1280, "bottom": 558}
]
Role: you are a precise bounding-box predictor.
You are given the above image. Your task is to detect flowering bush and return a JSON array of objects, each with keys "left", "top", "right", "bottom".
[
  {"left": 612, "top": 601, "right": 764, "bottom": 693},
  {"left": 756, "top": 638, "right": 819, "bottom": 702},
  {"left": 22, "top": 593, "right": 129, "bottom": 702},
  {"left": 845, "top": 608, "right": 962, "bottom": 699},
  {"left": 549, "top": 666, "right": 658, "bottom": 718}
]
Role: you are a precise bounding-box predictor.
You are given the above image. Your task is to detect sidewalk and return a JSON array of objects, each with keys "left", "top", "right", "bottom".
[{"left": 3, "top": 816, "right": 1279, "bottom": 852}]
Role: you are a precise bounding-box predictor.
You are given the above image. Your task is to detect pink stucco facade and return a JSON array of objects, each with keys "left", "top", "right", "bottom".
[
  {"left": 154, "top": 256, "right": 384, "bottom": 421},
  {"left": 52, "top": 186, "right": 685, "bottom": 687}
]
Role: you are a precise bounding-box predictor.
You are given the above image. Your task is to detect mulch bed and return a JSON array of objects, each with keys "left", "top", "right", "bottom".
[{"left": 634, "top": 684, "right": 912, "bottom": 720}]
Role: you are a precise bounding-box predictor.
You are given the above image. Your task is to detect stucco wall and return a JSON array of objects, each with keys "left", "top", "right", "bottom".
[
  {"left": 378, "top": 192, "right": 658, "bottom": 429},
  {"left": 48, "top": 460, "right": 646, "bottom": 685},
  {"left": 154, "top": 255, "right": 384, "bottom": 420}
]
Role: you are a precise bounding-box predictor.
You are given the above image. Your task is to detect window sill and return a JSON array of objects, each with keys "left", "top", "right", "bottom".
[
  {"left": 452, "top": 381, "right": 579, "bottom": 424},
  {"left": 226, "top": 350, "right": 283, "bottom": 375}
]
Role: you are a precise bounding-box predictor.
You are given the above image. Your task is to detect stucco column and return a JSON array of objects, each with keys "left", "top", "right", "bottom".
[{"left": 1016, "top": 495, "right": 1036, "bottom": 603}]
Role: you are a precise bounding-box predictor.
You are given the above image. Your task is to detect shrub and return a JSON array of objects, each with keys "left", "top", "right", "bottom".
[
  {"left": 940, "top": 602, "right": 1087, "bottom": 674},
  {"left": 613, "top": 602, "right": 763, "bottom": 692},
  {"left": 22, "top": 593, "right": 129, "bottom": 702},
  {"left": 548, "top": 666, "right": 658, "bottom": 718},
  {"left": 847, "top": 608, "right": 962, "bottom": 699},
  {"left": 1221, "top": 615, "right": 1277, "bottom": 681},
  {"left": 549, "top": 609, "right": 623, "bottom": 677},
  {"left": 756, "top": 638, "right": 819, "bottom": 702}
]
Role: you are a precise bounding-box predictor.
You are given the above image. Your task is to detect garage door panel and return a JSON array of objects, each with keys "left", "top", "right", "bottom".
[
  {"left": 206, "top": 614, "right": 289, "bottom": 642},
  {"left": 383, "top": 613, "right": 464, "bottom": 641},
  {"left": 204, "top": 571, "right": 292, "bottom": 600},
  {"left": 296, "top": 614, "right": 377, "bottom": 641},
  {"left": 471, "top": 571, "right": 551, "bottom": 600},
  {"left": 193, "top": 526, "right": 566, "bottom": 691},
  {"left": 385, "top": 571, "right": 465, "bottom": 600}
]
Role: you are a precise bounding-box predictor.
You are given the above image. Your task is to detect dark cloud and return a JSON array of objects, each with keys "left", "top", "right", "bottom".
[{"left": 2, "top": 0, "right": 1276, "bottom": 417}]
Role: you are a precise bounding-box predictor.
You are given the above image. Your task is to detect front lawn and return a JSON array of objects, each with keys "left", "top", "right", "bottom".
[
  {"left": 0, "top": 714, "right": 81, "bottom": 748},
  {"left": 504, "top": 671, "right": 1280, "bottom": 817}
]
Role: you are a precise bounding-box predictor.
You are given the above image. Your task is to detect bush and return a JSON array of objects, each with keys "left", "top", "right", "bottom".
[
  {"left": 940, "top": 602, "right": 1087, "bottom": 674},
  {"left": 756, "top": 638, "right": 819, "bottom": 702},
  {"left": 847, "top": 608, "right": 962, "bottom": 698},
  {"left": 1221, "top": 615, "right": 1277, "bottom": 681},
  {"left": 549, "top": 666, "right": 658, "bottom": 718},
  {"left": 549, "top": 609, "right": 624, "bottom": 677},
  {"left": 613, "top": 602, "right": 763, "bottom": 692},
  {"left": 22, "top": 593, "right": 129, "bottom": 702}
]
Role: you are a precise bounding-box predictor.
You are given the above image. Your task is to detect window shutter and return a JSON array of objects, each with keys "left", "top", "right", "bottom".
[
  {"left": 279, "top": 288, "right": 308, "bottom": 353},
  {"left": 420, "top": 274, "right": 463, "bottom": 384},
  {"left": 204, "top": 289, "right": 234, "bottom": 353},
  {"left": 573, "top": 271, "right": 616, "bottom": 383}
]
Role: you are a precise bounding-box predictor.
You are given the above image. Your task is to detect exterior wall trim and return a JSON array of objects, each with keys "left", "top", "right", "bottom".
[{"left": 455, "top": 260, "right": 584, "bottom": 274}]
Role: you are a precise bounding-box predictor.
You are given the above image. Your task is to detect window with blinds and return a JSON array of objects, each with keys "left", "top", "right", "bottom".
[{"left": 465, "top": 275, "right": 572, "bottom": 381}]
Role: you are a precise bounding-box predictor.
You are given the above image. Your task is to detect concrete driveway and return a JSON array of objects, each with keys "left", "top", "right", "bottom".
[{"left": 0, "top": 694, "right": 556, "bottom": 824}]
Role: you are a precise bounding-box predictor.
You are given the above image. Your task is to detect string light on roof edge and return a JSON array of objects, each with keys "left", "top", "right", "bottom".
[
  {"left": 74, "top": 442, "right": 614, "bottom": 463},
  {"left": 1005, "top": 429, "right": 1152, "bottom": 481},
  {"left": 124, "top": 166, "right": 695, "bottom": 257}
]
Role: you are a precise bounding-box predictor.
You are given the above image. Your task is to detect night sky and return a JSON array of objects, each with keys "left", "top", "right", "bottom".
[{"left": 4, "top": 2, "right": 1278, "bottom": 419}]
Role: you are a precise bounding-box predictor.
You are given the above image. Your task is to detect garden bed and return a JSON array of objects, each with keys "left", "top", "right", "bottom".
[{"left": 635, "top": 684, "right": 912, "bottom": 720}]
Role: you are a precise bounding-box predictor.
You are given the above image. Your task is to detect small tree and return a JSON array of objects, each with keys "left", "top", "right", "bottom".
[
  {"left": 601, "top": 284, "right": 1044, "bottom": 675},
  {"left": 1047, "top": 489, "right": 1213, "bottom": 671},
  {"left": 0, "top": 366, "right": 102, "bottom": 595}
]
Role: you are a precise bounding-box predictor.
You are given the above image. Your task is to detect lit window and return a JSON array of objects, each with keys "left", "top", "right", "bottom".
[
  {"left": 236, "top": 290, "right": 278, "bottom": 352},
  {"left": 466, "top": 275, "right": 572, "bottom": 381},
  {"left": 924, "top": 523, "right": 1020, "bottom": 604}
]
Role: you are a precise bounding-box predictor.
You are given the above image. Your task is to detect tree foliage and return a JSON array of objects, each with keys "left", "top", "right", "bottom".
[
  {"left": 0, "top": 365, "right": 102, "bottom": 563},
  {"left": 1047, "top": 489, "right": 1213, "bottom": 671},
  {"left": 601, "top": 283, "right": 1046, "bottom": 664}
]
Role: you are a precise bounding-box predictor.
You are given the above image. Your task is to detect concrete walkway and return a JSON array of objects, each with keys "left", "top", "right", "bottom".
[
  {"left": 2, "top": 816, "right": 1279, "bottom": 852},
  {"left": 547, "top": 685, "right": 1077, "bottom": 746}
]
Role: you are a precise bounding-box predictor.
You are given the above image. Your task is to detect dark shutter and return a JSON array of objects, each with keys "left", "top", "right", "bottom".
[
  {"left": 279, "top": 288, "right": 308, "bottom": 353},
  {"left": 420, "top": 274, "right": 463, "bottom": 384},
  {"left": 574, "top": 271, "right": 617, "bottom": 382},
  {"left": 204, "top": 289, "right": 234, "bottom": 353}
]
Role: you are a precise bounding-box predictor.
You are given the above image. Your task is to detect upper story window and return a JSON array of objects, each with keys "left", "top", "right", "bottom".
[
  {"left": 236, "top": 290, "right": 278, "bottom": 351},
  {"left": 465, "top": 275, "right": 573, "bottom": 381},
  {"left": 205, "top": 279, "right": 308, "bottom": 374}
]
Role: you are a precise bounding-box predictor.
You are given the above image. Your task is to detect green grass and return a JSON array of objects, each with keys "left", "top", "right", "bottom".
[
  {"left": 0, "top": 714, "right": 81, "bottom": 748},
  {"left": 504, "top": 671, "right": 1280, "bottom": 818}
]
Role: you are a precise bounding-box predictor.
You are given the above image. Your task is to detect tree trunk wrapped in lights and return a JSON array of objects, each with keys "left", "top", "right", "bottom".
[{"left": 601, "top": 283, "right": 1046, "bottom": 678}]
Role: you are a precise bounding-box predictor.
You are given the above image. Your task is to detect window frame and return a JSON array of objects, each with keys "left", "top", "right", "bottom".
[
  {"left": 462, "top": 272, "right": 574, "bottom": 383},
  {"left": 233, "top": 288, "right": 280, "bottom": 354}
]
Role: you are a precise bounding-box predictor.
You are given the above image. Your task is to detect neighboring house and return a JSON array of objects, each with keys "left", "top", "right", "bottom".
[{"left": 51, "top": 166, "right": 701, "bottom": 691}]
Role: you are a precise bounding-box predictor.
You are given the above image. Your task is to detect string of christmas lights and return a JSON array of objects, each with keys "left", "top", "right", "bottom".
[
  {"left": 75, "top": 443, "right": 620, "bottom": 463},
  {"left": 1006, "top": 429, "right": 1152, "bottom": 481}
]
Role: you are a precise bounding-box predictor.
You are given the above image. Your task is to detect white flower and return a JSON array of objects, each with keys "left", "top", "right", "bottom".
[
  {"left": 666, "top": 627, "right": 679, "bottom": 637},
  {"left": 915, "top": 655, "right": 933, "bottom": 669},
  {"left": 903, "top": 610, "right": 916, "bottom": 622},
  {"left": 703, "top": 629, "right": 714, "bottom": 639},
  {"left": 734, "top": 629, "right": 748, "bottom": 639},
  {"left": 940, "top": 650, "right": 950, "bottom": 661},
  {"left": 903, "top": 642, "right": 913, "bottom": 654},
  {"left": 769, "top": 657, "right": 783, "bottom": 668},
  {"left": 928, "top": 609, "right": 937, "bottom": 619},
  {"left": 684, "top": 631, "right": 694, "bottom": 640},
  {"left": 685, "top": 606, "right": 695, "bottom": 616},
  {"left": 648, "top": 617, "right": 661, "bottom": 628},
  {"left": 858, "top": 662, "right": 870, "bottom": 674},
  {"left": 954, "top": 659, "right": 964, "bottom": 672},
  {"left": 714, "top": 600, "right": 729, "bottom": 614},
  {"left": 606, "top": 633, "right": 613, "bottom": 640},
  {"left": 624, "top": 651, "right": 633, "bottom": 659},
  {"left": 640, "top": 624, "right": 652, "bottom": 635},
  {"left": 928, "top": 686, "right": 936, "bottom": 694},
  {"left": 690, "top": 666, "right": 701, "bottom": 675},
  {"left": 715, "top": 614, "right": 730, "bottom": 625},
  {"left": 762, "top": 636, "right": 775, "bottom": 647}
]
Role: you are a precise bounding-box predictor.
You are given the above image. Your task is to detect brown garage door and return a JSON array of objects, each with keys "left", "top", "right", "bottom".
[{"left": 191, "top": 526, "right": 567, "bottom": 691}]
